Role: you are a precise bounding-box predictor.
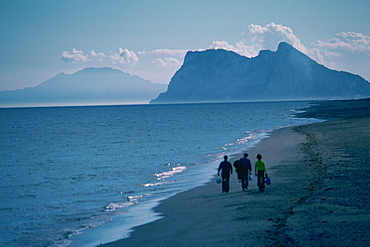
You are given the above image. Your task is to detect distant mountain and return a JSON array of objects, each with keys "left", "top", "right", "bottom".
[
  {"left": 0, "top": 67, "right": 167, "bottom": 107},
  {"left": 151, "top": 42, "right": 370, "bottom": 103}
]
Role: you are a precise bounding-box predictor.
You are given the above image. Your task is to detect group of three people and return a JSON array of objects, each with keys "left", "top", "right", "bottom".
[{"left": 217, "top": 153, "right": 268, "bottom": 193}]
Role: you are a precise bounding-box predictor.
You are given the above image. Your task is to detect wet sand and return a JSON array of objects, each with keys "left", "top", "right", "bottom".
[{"left": 102, "top": 99, "right": 370, "bottom": 247}]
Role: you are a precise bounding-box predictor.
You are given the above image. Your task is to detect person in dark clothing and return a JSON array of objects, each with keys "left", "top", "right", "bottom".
[
  {"left": 239, "top": 153, "right": 252, "bottom": 191},
  {"left": 233, "top": 160, "right": 244, "bottom": 182},
  {"left": 218, "top": 155, "right": 233, "bottom": 193}
]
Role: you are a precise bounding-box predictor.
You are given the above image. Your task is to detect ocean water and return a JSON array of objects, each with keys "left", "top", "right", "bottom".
[{"left": 0, "top": 101, "right": 319, "bottom": 246}]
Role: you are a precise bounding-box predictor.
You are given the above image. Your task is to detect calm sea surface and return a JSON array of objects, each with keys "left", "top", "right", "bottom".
[{"left": 0, "top": 102, "right": 318, "bottom": 246}]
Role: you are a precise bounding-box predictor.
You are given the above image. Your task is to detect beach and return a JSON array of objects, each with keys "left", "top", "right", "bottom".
[{"left": 102, "top": 99, "right": 370, "bottom": 247}]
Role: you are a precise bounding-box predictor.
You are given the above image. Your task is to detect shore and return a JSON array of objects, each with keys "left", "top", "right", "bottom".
[{"left": 102, "top": 99, "right": 370, "bottom": 247}]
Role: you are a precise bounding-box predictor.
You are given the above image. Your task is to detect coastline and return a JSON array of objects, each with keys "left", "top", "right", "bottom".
[{"left": 102, "top": 99, "right": 370, "bottom": 247}]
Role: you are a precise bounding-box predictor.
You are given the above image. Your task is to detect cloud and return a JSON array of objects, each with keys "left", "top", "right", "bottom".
[
  {"left": 111, "top": 48, "right": 139, "bottom": 65},
  {"left": 151, "top": 49, "right": 188, "bottom": 57},
  {"left": 89, "top": 50, "right": 106, "bottom": 59},
  {"left": 60, "top": 48, "right": 91, "bottom": 62},
  {"left": 149, "top": 49, "right": 187, "bottom": 70},
  {"left": 314, "top": 32, "right": 370, "bottom": 56},
  {"left": 247, "top": 22, "right": 306, "bottom": 53},
  {"left": 152, "top": 57, "right": 182, "bottom": 69},
  {"left": 208, "top": 41, "right": 257, "bottom": 57},
  {"left": 208, "top": 22, "right": 307, "bottom": 57},
  {"left": 310, "top": 31, "right": 370, "bottom": 80},
  {"left": 124, "top": 49, "right": 187, "bottom": 83},
  {"left": 60, "top": 49, "right": 105, "bottom": 63}
]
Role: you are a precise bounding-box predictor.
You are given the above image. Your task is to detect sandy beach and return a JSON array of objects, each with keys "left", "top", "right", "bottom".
[{"left": 102, "top": 99, "right": 370, "bottom": 247}]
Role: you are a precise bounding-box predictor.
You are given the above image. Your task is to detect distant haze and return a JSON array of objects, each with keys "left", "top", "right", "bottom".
[{"left": 0, "top": 68, "right": 167, "bottom": 107}]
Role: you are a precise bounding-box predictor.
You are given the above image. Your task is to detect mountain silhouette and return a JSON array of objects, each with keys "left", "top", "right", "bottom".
[
  {"left": 151, "top": 42, "right": 370, "bottom": 103},
  {"left": 0, "top": 67, "right": 166, "bottom": 107}
]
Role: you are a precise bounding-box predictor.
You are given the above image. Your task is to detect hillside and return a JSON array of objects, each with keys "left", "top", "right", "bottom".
[{"left": 151, "top": 42, "right": 370, "bottom": 103}]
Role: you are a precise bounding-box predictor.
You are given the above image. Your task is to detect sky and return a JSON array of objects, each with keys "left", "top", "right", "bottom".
[{"left": 1, "top": 0, "right": 370, "bottom": 91}]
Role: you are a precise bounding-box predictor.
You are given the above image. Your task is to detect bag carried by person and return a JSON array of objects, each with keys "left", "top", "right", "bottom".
[
  {"left": 248, "top": 174, "right": 253, "bottom": 181},
  {"left": 233, "top": 160, "right": 244, "bottom": 180},
  {"left": 265, "top": 176, "right": 271, "bottom": 185},
  {"left": 216, "top": 178, "right": 222, "bottom": 184}
]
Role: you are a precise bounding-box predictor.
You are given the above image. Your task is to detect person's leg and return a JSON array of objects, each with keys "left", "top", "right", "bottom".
[
  {"left": 258, "top": 170, "right": 264, "bottom": 192},
  {"left": 241, "top": 176, "right": 246, "bottom": 190},
  {"left": 225, "top": 176, "right": 230, "bottom": 192},
  {"left": 258, "top": 176, "right": 262, "bottom": 191},
  {"left": 222, "top": 176, "right": 226, "bottom": 192}
]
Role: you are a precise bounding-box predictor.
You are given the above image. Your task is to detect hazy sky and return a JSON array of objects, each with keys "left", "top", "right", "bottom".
[{"left": 1, "top": 0, "right": 370, "bottom": 91}]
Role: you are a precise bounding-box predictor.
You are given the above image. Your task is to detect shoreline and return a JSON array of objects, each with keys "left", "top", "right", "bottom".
[
  {"left": 102, "top": 125, "right": 309, "bottom": 247},
  {"left": 102, "top": 99, "right": 370, "bottom": 246}
]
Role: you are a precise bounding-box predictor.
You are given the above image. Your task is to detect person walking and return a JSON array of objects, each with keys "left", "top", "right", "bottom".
[
  {"left": 255, "top": 154, "right": 268, "bottom": 192},
  {"left": 239, "top": 153, "right": 252, "bottom": 191},
  {"left": 233, "top": 160, "right": 244, "bottom": 182},
  {"left": 218, "top": 155, "right": 233, "bottom": 193}
]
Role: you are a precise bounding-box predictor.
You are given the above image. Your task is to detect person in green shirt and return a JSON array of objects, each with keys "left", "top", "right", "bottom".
[{"left": 255, "top": 154, "right": 268, "bottom": 192}]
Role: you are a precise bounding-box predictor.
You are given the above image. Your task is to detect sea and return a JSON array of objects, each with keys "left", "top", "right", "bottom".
[{"left": 0, "top": 101, "right": 320, "bottom": 247}]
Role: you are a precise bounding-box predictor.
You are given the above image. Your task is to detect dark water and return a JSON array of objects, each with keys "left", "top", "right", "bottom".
[{"left": 0, "top": 101, "right": 319, "bottom": 246}]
